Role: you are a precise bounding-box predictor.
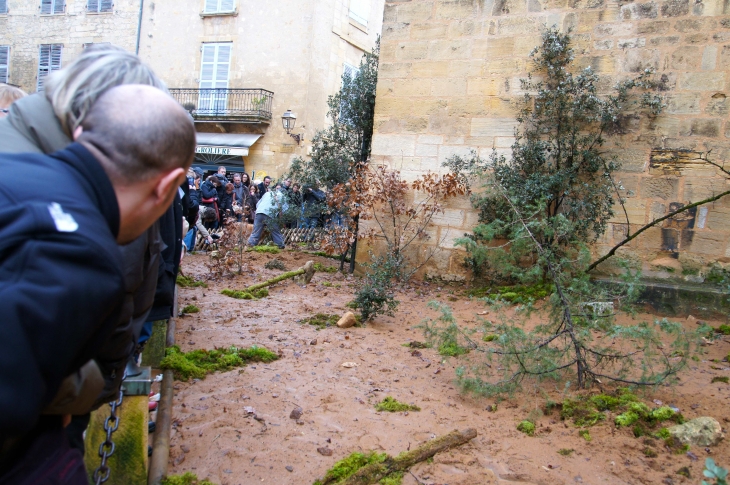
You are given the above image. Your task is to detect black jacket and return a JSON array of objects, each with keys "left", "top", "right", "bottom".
[
  {"left": 147, "top": 190, "right": 183, "bottom": 322},
  {"left": 200, "top": 180, "right": 218, "bottom": 207},
  {"left": 0, "top": 143, "right": 125, "bottom": 438}
]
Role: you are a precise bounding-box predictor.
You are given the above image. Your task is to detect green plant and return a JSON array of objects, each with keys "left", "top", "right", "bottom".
[
  {"left": 517, "top": 420, "right": 536, "bottom": 436},
  {"left": 180, "top": 305, "right": 200, "bottom": 314},
  {"left": 312, "top": 452, "right": 388, "bottom": 485},
  {"left": 300, "top": 313, "right": 340, "bottom": 330},
  {"left": 703, "top": 458, "right": 729, "bottom": 485},
  {"left": 643, "top": 447, "right": 657, "bottom": 458},
  {"left": 161, "top": 473, "right": 216, "bottom": 485},
  {"left": 160, "top": 345, "right": 278, "bottom": 381},
  {"left": 375, "top": 396, "right": 420, "bottom": 412},
  {"left": 264, "top": 259, "right": 287, "bottom": 271},
  {"left": 557, "top": 448, "right": 574, "bottom": 456},
  {"left": 249, "top": 245, "right": 280, "bottom": 254},
  {"left": 313, "top": 262, "right": 338, "bottom": 273},
  {"left": 176, "top": 275, "right": 208, "bottom": 288},
  {"left": 578, "top": 429, "right": 591, "bottom": 441},
  {"left": 220, "top": 288, "right": 269, "bottom": 300},
  {"left": 615, "top": 412, "right": 639, "bottom": 427},
  {"left": 716, "top": 325, "right": 730, "bottom": 335},
  {"left": 712, "top": 376, "right": 729, "bottom": 384},
  {"left": 482, "top": 334, "right": 498, "bottom": 342},
  {"left": 351, "top": 253, "right": 400, "bottom": 321}
]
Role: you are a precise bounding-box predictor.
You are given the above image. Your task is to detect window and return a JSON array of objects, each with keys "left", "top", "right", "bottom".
[
  {"left": 198, "top": 43, "right": 231, "bottom": 113},
  {"left": 87, "top": 0, "right": 113, "bottom": 13},
  {"left": 0, "top": 47, "right": 8, "bottom": 84},
  {"left": 40, "top": 0, "right": 65, "bottom": 14},
  {"left": 348, "top": 0, "right": 369, "bottom": 26},
  {"left": 37, "top": 44, "right": 62, "bottom": 92},
  {"left": 204, "top": 0, "right": 234, "bottom": 14},
  {"left": 0, "top": 0, "right": 8, "bottom": 14},
  {"left": 343, "top": 63, "right": 360, "bottom": 83}
]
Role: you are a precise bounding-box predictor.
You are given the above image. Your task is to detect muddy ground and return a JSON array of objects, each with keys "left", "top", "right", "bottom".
[{"left": 160, "top": 250, "right": 730, "bottom": 485}]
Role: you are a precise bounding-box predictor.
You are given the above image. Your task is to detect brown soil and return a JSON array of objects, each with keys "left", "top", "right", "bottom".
[{"left": 162, "top": 250, "right": 730, "bottom": 485}]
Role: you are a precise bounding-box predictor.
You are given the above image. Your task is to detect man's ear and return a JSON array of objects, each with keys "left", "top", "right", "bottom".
[
  {"left": 153, "top": 167, "right": 187, "bottom": 203},
  {"left": 72, "top": 126, "right": 83, "bottom": 140}
]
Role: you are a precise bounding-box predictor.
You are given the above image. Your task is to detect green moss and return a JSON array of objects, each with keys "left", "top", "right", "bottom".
[
  {"left": 379, "top": 472, "right": 404, "bottom": 485},
  {"left": 676, "top": 466, "right": 691, "bottom": 478},
  {"left": 589, "top": 394, "right": 620, "bottom": 411},
  {"left": 468, "top": 283, "right": 553, "bottom": 303},
  {"left": 160, "top": 345, "right": 278, "bottom": 381},
  {"left": 221, "top": 288, "right": 269, "bottom": 300},
  {"left": 375, "top": 396, "right": 420, "bottom": 412},
  {"left": 313, "top": 451, "right": 388, "bottom": 485},
  {"left": 578, "top": 429, "right": 591, "bottom": 441},
  {"left": 517, "top": 420, "right": 536, "bottom": 436},
  {"left": 557, "top": 448, "right": 574, "bottom": 456},
  {"left": 649, "top": 406, "right": 675, "bottom": 423},
  {"left": 438, "top": 341, "right": 469, "bottom": 357},
  {"left": 560, "top": 399, "right": 605, "bottom": 427},
  {"left": 161, "top": 473, "right": 216, "bottom": 485},
  {"left": 482, "top": 334, "right": 498, "bottom": 342},
  {"left": 300, "top": 313, "right": 340, "bottom": 330},
  {"left": 626, "top": 402, "right": 650, "bottom": 418},
  {"left": 655, "top": 428, "right": 671, "bottom": 440},
  {"left": 643, "top": 447, "right": 657, "bottom": 458},
  {"left": 633, "top": 424, "right": 648, "bottom": 437},
  {"left": 716, "top": 325, "right": 730, "bottom": 335},
  {"left": 181, "top": 305, "right": 200, "bottom": 314},
  {"left": 615, "top": 411, "right": 639, "bottom": 427},
  {"left": 313, "top": 262, "right": 338, "bottom": 273},
  {"left": 711, "top": 376, "right": 729, "bottom": 384},
  {"left": 249, "top": 245, "right": 280, "bottom": 254},
  {"left": 405, "top": 341, "right": 431, "bottom": 349},
  {"left": 176, "top": 275, "right": 208, "bottom": 288}
]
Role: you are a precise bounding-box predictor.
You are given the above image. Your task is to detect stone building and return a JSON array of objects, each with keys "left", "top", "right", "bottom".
[
  {"left": 138, "top": 0, "right": 384, "bottom": 177},
  {"left": 365, "top": 0, "right": 730, "bottom": 281},
  {"left": 0, "top": 0, "right": 141, "bottom": 92}
]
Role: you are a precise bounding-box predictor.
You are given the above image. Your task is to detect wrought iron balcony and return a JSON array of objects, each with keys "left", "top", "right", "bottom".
[{"left": 169, "top": 88, "right": 274, "bottom": 123}]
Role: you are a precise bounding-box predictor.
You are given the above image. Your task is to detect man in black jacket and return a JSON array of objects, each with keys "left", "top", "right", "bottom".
[{"left": 0, "top": 85, "right": 195, "bottom": 484}]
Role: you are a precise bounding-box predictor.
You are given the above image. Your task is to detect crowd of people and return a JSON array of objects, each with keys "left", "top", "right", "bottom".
[{"left": 182, "top": 165, "right": 334, "bottom": 251}]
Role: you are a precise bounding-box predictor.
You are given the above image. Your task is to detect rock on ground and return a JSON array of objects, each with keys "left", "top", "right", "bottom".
[
  {"left": 337, "top": 311, "right": 357, "bottom": 328},
  {"left": 668, "top": 417, "right": 725, "bottom": 446}
]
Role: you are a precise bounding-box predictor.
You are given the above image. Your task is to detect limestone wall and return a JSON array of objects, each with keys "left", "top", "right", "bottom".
[
  {"left": 364, "top": 0, "right": 730, "bottom": 281},
  {"left": 0, "top": 0, "right": 140, "bottom": 93}
]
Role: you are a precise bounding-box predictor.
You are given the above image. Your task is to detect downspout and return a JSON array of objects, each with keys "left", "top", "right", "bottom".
[{"left": 135, "top": 0, "right": 145, "bottom": 55}]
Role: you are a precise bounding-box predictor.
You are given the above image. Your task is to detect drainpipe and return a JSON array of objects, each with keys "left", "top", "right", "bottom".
[{"left": 135, "top": 0, "right": 144, "bottom": 55}]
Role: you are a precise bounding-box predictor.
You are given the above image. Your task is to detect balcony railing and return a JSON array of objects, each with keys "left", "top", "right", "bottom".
[{"left": 169, "top": 88, "right": 274, "bottom": 123}]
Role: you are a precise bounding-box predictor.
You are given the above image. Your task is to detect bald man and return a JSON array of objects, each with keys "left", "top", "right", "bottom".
[{"left": 0, "top": 85, "right": 195, "bottom": 483}]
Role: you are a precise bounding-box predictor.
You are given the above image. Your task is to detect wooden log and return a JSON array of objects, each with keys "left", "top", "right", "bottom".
[{"left": 320, "top": 428, "right": 477, "bottom": 485}]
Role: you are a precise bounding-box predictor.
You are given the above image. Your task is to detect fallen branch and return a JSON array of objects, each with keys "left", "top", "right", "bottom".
[
  {"left": 587, "top": 189, "right": 730, "bottom": 272},
  {"left": 222, "top": 261, "right": 316, "bottom": 299},
  {"left": 320, "top": 428, "right": 477, "bottom": 485}
]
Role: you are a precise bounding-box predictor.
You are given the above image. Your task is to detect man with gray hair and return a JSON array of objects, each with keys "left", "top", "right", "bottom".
[
  {"left": 0, "top": 44, "right": 172, "bottom": 453},
  {"left": 0, "top": 84, "right": 195, "bottom": 483}
]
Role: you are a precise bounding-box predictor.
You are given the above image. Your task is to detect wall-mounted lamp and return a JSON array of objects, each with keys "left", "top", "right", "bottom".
[{"left": 282, "top": 109, "right": 303, "bottom": 144}]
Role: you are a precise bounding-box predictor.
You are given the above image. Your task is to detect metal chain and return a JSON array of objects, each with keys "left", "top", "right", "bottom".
[{"left": 92, "top": 376, "right": 125, "bottom": 485}]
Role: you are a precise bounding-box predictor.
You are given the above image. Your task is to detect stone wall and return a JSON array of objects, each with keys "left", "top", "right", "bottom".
[
  {"left": 363, "top": 0, "right": 730, "bottom": 282},
  {"left": 0, "top": 0, "right": 140, "bottom": 93},
  {"left": 138, "top": 0, "right": 383, "bottom": 179}
]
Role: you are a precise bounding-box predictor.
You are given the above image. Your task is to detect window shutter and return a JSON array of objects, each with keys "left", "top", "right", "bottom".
[
  {"left": 215, "top": 44, "right": 231, "bottom": 88},
  {"left": 220, "top": 0, "right": 234, "bottom": 11},
  {"left": 0, "top": 46, "right": 9, "bottom": 84},
  {"left": 204, "top": 0, "right": 218, "bottom": 13},
  {"left": 100, "top": 0, "right": 112, "bottom": 12},
  {"left": 41, "top": 0, "right": 53, "bottom": 14},
  {"left": 51, "top": 44, "right": 62, "bottom": 70},
  {"left": 343, "top": 63, "right": 360, "bottom": 83},
  {"left": 53, "top": 0, "right": 64, "bottom": 14},
  {"left": 37, "top": 44, "right": 62, "bottom": 91},
  {"left": 0, "top": 0, "right": 8, "bottom": 14},
  {"left": 199, "top": 44, "right": 216, "bottom": 89},
  {"left": 87, "top": 0, "right": 98, "bottom": 11},
  {"left": 348, "top": 0, "right": 369, "bottom": 26}
]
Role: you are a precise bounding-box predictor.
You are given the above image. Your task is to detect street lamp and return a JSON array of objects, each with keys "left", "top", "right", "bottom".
[{"left": 282, "top": 110, "right": 303, "bottom": 144}]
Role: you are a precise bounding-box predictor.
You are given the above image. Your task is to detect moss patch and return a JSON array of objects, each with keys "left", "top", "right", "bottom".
[
  {"left": 468, "top": 283, "right": 553, "bottom": 303},
  {"left": 313, "top": 451, "right": 388, "bottom": 485},
  {"left": 161, "top": 345, "right": 278, "bottom": 381},
  {"left": 578, "top": 429, "right": 591, "bottom": 441},
  {"left": 176, "top": 275, "right": 208, "bottom": 288},
  {"left": 181, "top": 305, "right": 200, "bottom": 314},
  {"left": 161, "top": 473, "right": 216, "bottom": 485},
  {"left": 221, "top": 288, "right": 269, "bottom": 300},
  {"left": 313, "top": 262, "right": 338, "bottom": 273},
  {"left": 300, "top": 313, "right": 339, "bottom": 330},
  {"left": 715, "top": 324, "right": 730, "bottom": 335},
  {"left": 517, "top": 420, "right": 536, "bottom": 436},
  {"left": 405, "top": 341, "right": 431, "bottom": 349},
  {"left": 264, "top": 258, "right": 287, "bottom": 271},
  {"left": 711, "top": 376, "right": 729, "bottom": 384},
  {"left": 482, "top": 334, "right": 498, "bottom": 342},
  {"left": 248, "top": 245, "right": 281, "bottom": 254},
  {"left": 438, "top": 341, "right": 469, "bottom": 357},
  {"left": 375, "top": 396, "right": 420, "bottom": 412}
]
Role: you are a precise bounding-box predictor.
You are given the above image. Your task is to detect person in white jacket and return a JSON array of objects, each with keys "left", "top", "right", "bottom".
[{"left": 247, "top": 187, "right": 289, "bottom": 248}]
